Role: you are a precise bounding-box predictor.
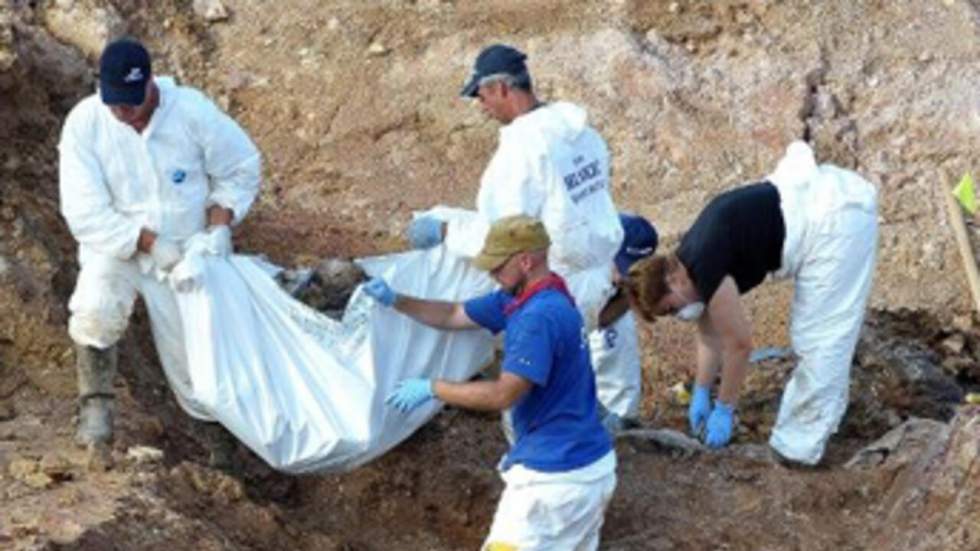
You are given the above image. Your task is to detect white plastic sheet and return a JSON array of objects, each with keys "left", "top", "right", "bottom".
[{"left": 171, "top": 245, "right": 495, "bottom": 473}]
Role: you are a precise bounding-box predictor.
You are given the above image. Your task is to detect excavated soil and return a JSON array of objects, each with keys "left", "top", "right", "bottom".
[{"left": 3, "top": 1, "right": 980, "bottom": 550}]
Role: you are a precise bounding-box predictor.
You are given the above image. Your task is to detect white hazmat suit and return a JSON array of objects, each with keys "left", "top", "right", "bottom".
[
  {"left": 766, "top": 141, "right": 878, "bottom": 465},
  {"left": 59, "top": 76, "right": 261, "bottom": 419},
  {"left": 442, "top": 101, "right": 641, "bottom": 418}
]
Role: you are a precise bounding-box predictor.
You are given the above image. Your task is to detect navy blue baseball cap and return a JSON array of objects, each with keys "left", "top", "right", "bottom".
[
  {"left": 460, "top": 44, "right": 528, "bottom": 98},
  {"left": 99, "top": 38, "right": 152, "bottom": 106},
  {"left": 615, "top": 213, "right": 658, "bottom": 276}
]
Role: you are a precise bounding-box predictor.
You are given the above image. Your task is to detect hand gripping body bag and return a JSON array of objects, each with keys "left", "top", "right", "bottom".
[{"left": 170, "top": 230, "right": 495, "bottom": 473}]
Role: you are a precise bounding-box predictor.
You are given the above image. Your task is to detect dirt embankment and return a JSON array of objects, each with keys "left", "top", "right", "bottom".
[{"left": 2, "top": 1, "right": 980, "bottom": 550}]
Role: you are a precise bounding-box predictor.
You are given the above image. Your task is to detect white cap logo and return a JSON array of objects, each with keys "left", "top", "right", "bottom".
[
  {"left": 123, "top": 67, "right": 144, "bottom": 83},
  {"left": 626, "top": 246, "right": 653, "bottom": 256}
]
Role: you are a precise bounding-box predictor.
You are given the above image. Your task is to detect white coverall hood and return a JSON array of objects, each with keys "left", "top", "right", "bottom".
[
  {"left": 505, "top": 101, "right": 590, "bottom": 144},
  {"left": 442, "top": 100, "right": 623, "bottom": 331}
]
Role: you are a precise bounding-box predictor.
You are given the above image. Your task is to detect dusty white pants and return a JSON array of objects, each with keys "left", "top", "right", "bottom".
[
  {"left": 589, "top": 311, "right": 642, "bottom": 420},
  {"left": 768, "top": 153, "right": 878, "bottom": 465},
  {"left": 482, "top": 451, "right": 617, "bottom": 551},
  {"left": 67, "top": 250, "right": 212, "bottom": 420}
]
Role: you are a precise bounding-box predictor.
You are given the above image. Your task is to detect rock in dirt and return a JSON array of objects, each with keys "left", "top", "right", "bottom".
[
  {"left": 8, "top": 456, "right": 38, "bottom": 479},
  {"left": 126, "top": 445, "right": 164, "bottom": 465},
  {"left": 367, "top": 42, "right": 389, "bottom": 56},
  {"left": 867, "top": 409, "right": 980, "bottom": 550},
  {"left": 8, "top": 455, "right": 56, "bottom": 488},
  {"left": 23, "top": 471, "right": 55, "bottom": 489},
  {"left": 855, "top": 325, "right": 964, "bottom": 419},
  {"left": 43, "top": 0, "right": 124, "bottom": 59},
  {"left": 192, "top": 0, "right": 230, "bottom": 22},
  {"left": 940, "top": 334, "right": 966, "bottom": 355},
  {"left": 39, "top": 451, "right": 73, "bottom": 481},
  {"left": 845, "top": 417, "right": 949, "bottom": 470},
  {"left": 170, "top": 462, "right": 245, "bottom": 504}
]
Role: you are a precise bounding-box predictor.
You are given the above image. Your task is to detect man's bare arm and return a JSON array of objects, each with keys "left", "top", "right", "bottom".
[
  {"left": 433, "top": 372, "right": 532, "bottom": 411},
  {"left": 394, "top": 295, "right": 480, "bottom": 331}
]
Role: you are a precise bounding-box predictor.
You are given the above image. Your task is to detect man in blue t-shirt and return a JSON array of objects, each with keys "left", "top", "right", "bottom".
[{"left": 363, "top": 215, "right": 616, "bottom": 550}]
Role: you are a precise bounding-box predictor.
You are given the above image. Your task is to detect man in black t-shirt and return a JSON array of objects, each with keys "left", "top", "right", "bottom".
[{"left": 625, "top": 142, "right": 878, "bottom": 466}]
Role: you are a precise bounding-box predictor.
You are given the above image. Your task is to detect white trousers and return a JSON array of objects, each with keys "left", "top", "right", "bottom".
[
  {"left": 589, "top": 312, "right": 642, "bottom": 420},
  {"left": 482, "top": 452, "right": 617, "bottom": 551},
  {"left": 768, "top": 154, "right": 878, "bottom": 465},
  {"left": 67, "top": 251, "right": 211, "bottom": 420}
]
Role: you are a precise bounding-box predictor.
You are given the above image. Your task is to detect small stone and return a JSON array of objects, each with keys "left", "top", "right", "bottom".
[
  {"left": 952, "top": 314, "right": 974, "bottom": 332},
  {"left": 9, "top": 458, "right": 38, "bottom": 479},
  {"left": 668, "top": 1, "right": 680, "bottom": 13},
  {"left": 213, "top": 476, "right": 245, "bottom": 504},
  {"left": 40, "top": 452, "right": 73, "bottom": 480},
  {"left": 367, "top": 42, "right": 389, "bottom": 56},
  {"left": 327, "top": 17, "right": 341, "bottom": 31},
  {"left": 23, "top": 472, "right": 54, "bottom": 489},
  {"left": 192, "top": 0, "right": 230, "bottom": 22},
  {"left": 126, "top": 445, "right": 164, "bottom": 465},
  {"left": 941, "top": 334, "right": 966, "bottom": 355}
]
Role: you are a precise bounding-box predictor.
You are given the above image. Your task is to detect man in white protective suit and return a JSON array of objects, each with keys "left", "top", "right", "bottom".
[
  {"left": 405, "top": 44, "right": 635, "bottom": 429},
  {"left": 58, "top": 38, "right": 261, "bottom": 465},
  {"left": 624, "top": 141, "right": 878, "bottom": 465}
]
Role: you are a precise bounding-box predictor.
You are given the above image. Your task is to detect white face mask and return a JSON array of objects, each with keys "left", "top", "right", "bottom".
[{"left": 674, "top": 302, "right": 705, "bottom": 322}]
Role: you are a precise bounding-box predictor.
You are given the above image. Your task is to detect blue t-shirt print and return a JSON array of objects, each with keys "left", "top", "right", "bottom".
[{"left": 464, "top": 289, "right": 612, "bottom": 473}]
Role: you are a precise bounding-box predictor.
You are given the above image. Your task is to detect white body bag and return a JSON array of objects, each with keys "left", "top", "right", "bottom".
[{"left": 170, "top": 242, "right": 495, "bottom": 473}]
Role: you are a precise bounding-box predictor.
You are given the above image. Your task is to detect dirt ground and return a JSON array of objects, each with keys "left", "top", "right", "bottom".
[{"left": 2, "top": 1, "right": 980, "bottom": 549}]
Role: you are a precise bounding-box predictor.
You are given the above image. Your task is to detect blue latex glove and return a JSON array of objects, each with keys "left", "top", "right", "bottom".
[
  {"left": 363, "top": 277, "right": 396, "bottom": 306},
  {"left": 704, "top": 400, "right": 735, "bottom": 449},
  {"left": 385, "top": 378, "right": 435, "bottom": 413},
  {"left": 407, "top": 217, "right": 445, "bottom": 249},
  {"left": 688, "top": 383, "right": 712, "bottom": 436}
]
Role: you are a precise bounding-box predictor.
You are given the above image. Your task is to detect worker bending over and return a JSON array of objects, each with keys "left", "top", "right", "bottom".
[{"left": 625, "top": 142, "right": 877, "bottom": 465}]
